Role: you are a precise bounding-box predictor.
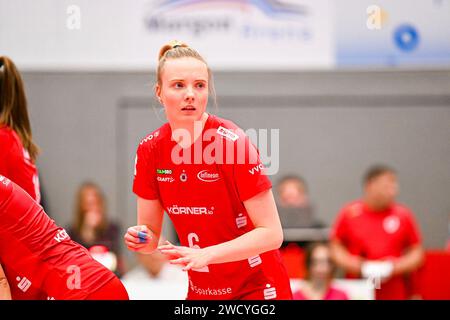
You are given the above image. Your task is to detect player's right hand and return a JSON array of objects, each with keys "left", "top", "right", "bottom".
[{"left": 124, "top": 225, "right": 155, "bottom": 254}]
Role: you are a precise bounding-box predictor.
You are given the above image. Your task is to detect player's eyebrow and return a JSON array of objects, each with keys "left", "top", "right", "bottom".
[{"left": 168, "top": 78, "right": 207, "bottom": 82}]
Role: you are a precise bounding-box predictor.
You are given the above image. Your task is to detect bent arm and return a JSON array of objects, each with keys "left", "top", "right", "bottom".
[
  {"left": 392, "top": 244, "right": 424, "bottom": 276},
  {"left": 206, "top": 189, "right": 284, "bottom": 264},
  {"left": 330, "top": 239, "right": 363, "bottom": 275},
  {"left": 124, "top": 197, "right": 165, "bottom": 254},
  {"left": 137, "top": 197, "right": 165, "bottom": 251}
]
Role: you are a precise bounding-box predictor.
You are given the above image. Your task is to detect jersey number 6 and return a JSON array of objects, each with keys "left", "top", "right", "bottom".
[{"left": 187, "top": 233, "right": 209, "bottom": 273}]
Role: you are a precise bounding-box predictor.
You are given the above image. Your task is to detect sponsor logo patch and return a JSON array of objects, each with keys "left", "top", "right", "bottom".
[
  {"left": 217, "top": 126, "right": 239, "bottom": 142},
  {"left": 197, "top": 170, "right": 220, "bottom": 182}
]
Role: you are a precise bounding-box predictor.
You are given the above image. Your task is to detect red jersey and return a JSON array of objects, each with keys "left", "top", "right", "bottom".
[
  {"left": 331, "top": 200, "right": 422, "bottom": 300},
  {"left": 0, "top": 175, "right": 116, "bottom": 300},
  {"left": 0, "top": 125, "right": 40, "bottom": 202},
  {"left": 133, "top": 114, "right": 292, "bottom": 300}
]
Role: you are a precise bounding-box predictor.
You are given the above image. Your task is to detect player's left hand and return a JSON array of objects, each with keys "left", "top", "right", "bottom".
[{"left": 158, "top": 240, "right": 212, "bottom": 271}]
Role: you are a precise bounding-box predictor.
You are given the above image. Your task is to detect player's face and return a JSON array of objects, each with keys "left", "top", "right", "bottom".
[
  {"left": 367, "top": 172, "right": 399, "bottom": 206},
  {"left": 278, "top": 180, "right": 308, "bottom": 207},
  {"left": 157, "top": 57, "right": 209, "bottom": 125},
  {"left": 309, "top": 245, "right": 333, "bottom": 281},
  {"left": 81, "top": 187, "right": 102, "bottom": 213},
  {"left": 81, "top": 187, "right": 103, "bottom": 227}
]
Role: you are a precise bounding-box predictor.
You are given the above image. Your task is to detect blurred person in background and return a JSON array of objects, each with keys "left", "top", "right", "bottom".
[
  {"left": 67, "top": 182, "right": 125, "bottom": 277},
  {"left": 293, "top": 242, "right": 348, "bottom": 300},
  {"left": 121, "top": 250, "right": 188, "bottom": 300},
  {"left": 276, "top": 175, "right": 323, "bottom": 229},
  {"left": 330, "top": 165, "right": 424, "bottom": 300},
  {"left": 0, "top": 56, "right": 41, "bottom": 202}
]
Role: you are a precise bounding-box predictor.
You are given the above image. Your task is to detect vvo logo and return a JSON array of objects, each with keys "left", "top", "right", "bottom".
[
  {"left": 249, "top": 163, "right": 265, "bottom": 175},
  {"left": 54, "top": 229, "right": 70, "bottom": 243}
]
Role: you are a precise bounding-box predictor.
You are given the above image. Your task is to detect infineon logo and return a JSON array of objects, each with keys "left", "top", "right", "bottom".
[
  {"left": 197, "top": 170, "right": 220, "bottom": 182},
  {"left": 157, "top": 169, "right": 173, "bottom": 175}
]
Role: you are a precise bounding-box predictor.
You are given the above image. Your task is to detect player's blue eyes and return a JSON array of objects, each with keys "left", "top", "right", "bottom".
[{"left": 173, "top": 82, "right": 206, "bottom": 89}]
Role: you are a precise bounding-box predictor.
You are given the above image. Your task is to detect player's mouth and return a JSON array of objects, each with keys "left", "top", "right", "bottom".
[{"left": 181, "top": 105, "right": 196, "bottom": 111}]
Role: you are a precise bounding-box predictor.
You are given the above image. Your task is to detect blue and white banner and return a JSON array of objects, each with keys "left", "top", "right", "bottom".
[
  {"left": 336, "top": 0, "right": 450, "bottom": 67},
  {"left": 1, "top": 0, "right": 449, "bottom": 70},
  {"left": 0, "top": 0, "right": 334, "bottom": 70}
]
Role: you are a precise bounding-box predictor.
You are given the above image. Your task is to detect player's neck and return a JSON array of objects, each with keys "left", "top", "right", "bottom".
[
  {"left": 363, "top": 197, "right": 392, "bottom": 212},
  {"left": 170, "top": 112, "right": 209, "bottom": 148}
]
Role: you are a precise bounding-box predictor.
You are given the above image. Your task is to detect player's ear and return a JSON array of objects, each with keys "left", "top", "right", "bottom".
[{"left": 155, "top": 83, "right": 162, "bottom": 104}]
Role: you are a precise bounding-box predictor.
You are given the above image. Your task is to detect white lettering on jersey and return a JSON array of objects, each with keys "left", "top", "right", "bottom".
[
  {"left": 0, "top": 176, "right": 10, "bottom": 186},
  {"left": 157, "top": 176, "right": 175, "bottom": 183},
  {"left": 168, "top": 206, "right": 214, "bottom": 215},
  {"left": 248, "top": 255, "right": 262, "bottom": 268},
  {"left": 248, "top": 163, "right": 264, "bottom": 175},
  {"left": 263, "top": 284, "right": 277, "bottom": 300},
  {"left": 140, "top": 131, "right": 159, "bottom": 145},
  {"left": 217, "top": 126, "right": 239, "bottom": 142},
  {"left": 187, "top": 233, "right": 209, "bottom": 273},
  {"left": 16, "top": 276, "right": 32, "bottom": 293},
  {"left": 54, "top": 229, "right": 70, "bottom": 243}
]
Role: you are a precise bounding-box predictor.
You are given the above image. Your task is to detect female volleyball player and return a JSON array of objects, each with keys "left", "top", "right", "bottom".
[
  {"left": 124, "top": 41, "right": 292, "bottom": 300},
  {"left": 0, "top": 175, "right": 129, "bottom": 300},
  {"left": 0, "top": 56, "right": 40, "bottom": 202}
]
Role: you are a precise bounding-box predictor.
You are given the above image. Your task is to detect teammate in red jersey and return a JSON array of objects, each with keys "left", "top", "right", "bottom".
[
  {"left": 124, "top": 41, "right": 292, "bottom": 300},
  {"left": 0, "top": 56, "right": 40, "bottom": 202},
  {"left": 0, "top": 175, "right": 129, "bottom": 300},
  {"left": 330, "top": 165, "right": 424, "bottom": 300}
]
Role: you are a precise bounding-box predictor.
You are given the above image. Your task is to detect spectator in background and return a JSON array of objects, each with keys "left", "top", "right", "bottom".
[
  {"left": 275, "top": 175, "right": 323, "bottom": 229},
  {"left": 330, "top": 165, "right": 424, "bottom": 300},
  {"left": 121, "top": 251, "right": 188, "bottom": 300},
  {"left": 293, "top": 242, "right": 348, "bottom": 300},
  {"left": 67, "top": 182, "right": 125, "bottom": 277}
]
